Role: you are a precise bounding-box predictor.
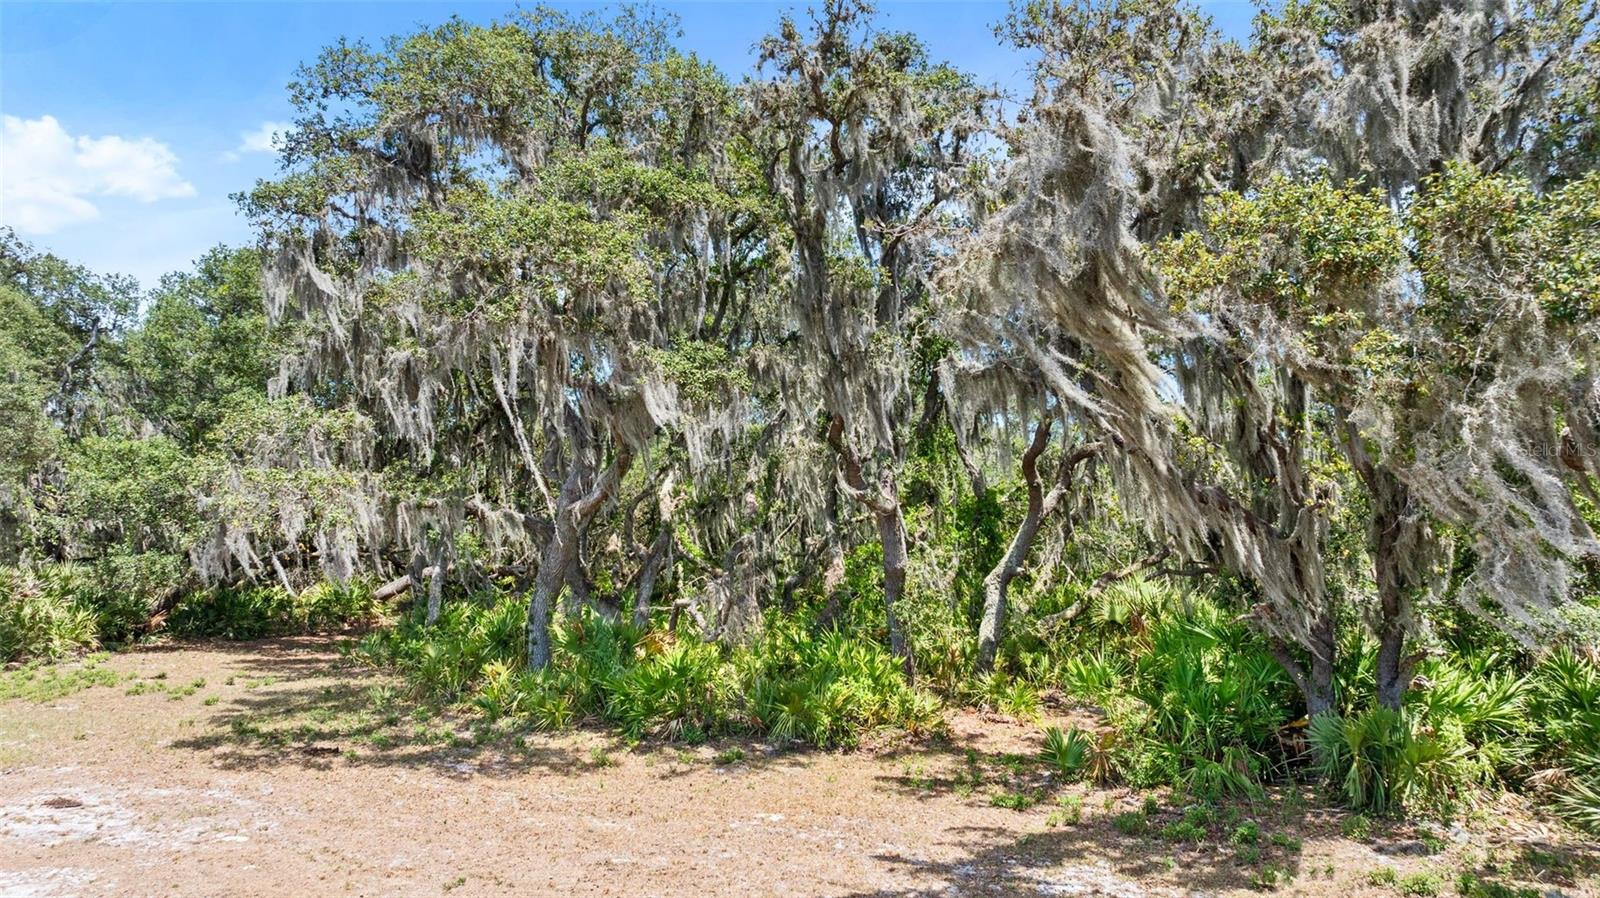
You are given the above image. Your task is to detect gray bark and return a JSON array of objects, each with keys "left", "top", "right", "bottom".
[
  {"left": 632, "top": 524, "right": 673, "bottom": 629},
  {"left": 564, "top": 548, "right": 591, "bottom": 618},
  {"left": 1374, "top": 508, "right": 1411, "bottom": 712},
  {"left": 829, "top": 414, "right": 915, "bottom": 681},
  {"left": 1344, "top": 417, "right": 1420, "bottom": 712},
  {"left": 977, "top": 421, "right": 1051, "bottom": 672},
  {"left": 978, "top": 424, "right": 1098, "bottom": 672},
  {"left": 526, "top": 446, "right": 633, "bottom": 669},
  {"left": 875, "top": 504, "right": 913, "bottom": 680},
  {"left": 269, "top": 552, "right": 296, "bottom": 596},
  {"left": 425, "top": 563, "right": 444, "bottom": 626},
  {"left": 373, "top": 573, "right": 413, "bottom": 604},
  {"left": 1267, "top": 608, "right": 1338, "bottom": 717},
  {"left": 527, "top": 499, "right": 579, "bottom": 669}
]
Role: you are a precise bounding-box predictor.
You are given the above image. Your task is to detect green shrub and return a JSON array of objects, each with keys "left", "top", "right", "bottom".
[
  {"left": 1455, "top": 872, "right": 1540, "bottom": 898},
  {"left": 0, "top": 568, "right": 99, "bottom": 661},
  {"left": 991, "top": 678, "right": 1040, "bottom": 718},
  {"left": 991, "top": 790, "right": 1040, "bottom": 810},
  {"left": 1112, "top": 810, "right": 1149, "bottom": 835},
  {"left": 1398, "top": 870, "right": 1443, "bottom": 896},
  {"left": 1252, "top": 864, "right": 1293, "bottom": 889},
  {"left": 0, "top": 556, "right": 197, "bottom": 660},
  {"left": 1062, "top": 652, "right": 1123, "bottom": 700},
  {"left": 1526, "top": 647, "right": 1600, "bottom": 832},
  {"left": 612, "top": 641, "right": 728, "bottom": 740},
  {"left": 167, "top": 585, "right": 285, "bottom": 640},
  {"left": 169, "top": 578, "right": 382, "bottom": 640},
  {"left": 472, "top": 659, "right": 534, "bottom": 722},
  {"left": 1552, "top": 761, "right": 1600, "bottom": 833},
  {"left": 1048, "top": 592, "right": 1294, "bottom": 795},
  {"left": 1308, "top": 706, "right": 1473, "bottom": 815},
  {"left": 1041, "top": 725, "right": 1091, "bottom": 779},
  {"left": 742, "top": 624, "right": 940, "bottom": 748},
  {"left": 77, "top": 553, "right": 182, "bottom": 643},
  {"left": 1160, "top": 819, "right": 1207, "bottom": 842},
  {"left": 353, "top": 597, "right": 941, "bottom": 750},
  {"left": 1046, "top": 793, "right": 1083, "bottom": 826}
]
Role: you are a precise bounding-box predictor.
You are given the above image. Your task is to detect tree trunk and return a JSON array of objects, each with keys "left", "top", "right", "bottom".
[
  {"left": 1375, "top": 623, "right": 1407, "bottom": 711},
  {"left": 875, "top": 504, "right": 914, "bottom": 681},
  {"left": 827, "top": 415, "right": 915, "bottom": 681},
  {"left": 1370, "top": 472, "right": 1413, "bottom": 711},
  {"left": 527, "top": 506, "right": 579, "bottom": 670},
  {"left": 373, "top": 573, "right": 413, "bottom": 604},
  {"left": 632, "top": 525, "right": 673, "bottom": 629},
  {"left": 526, "top": 445, "right": 633, "bottom": 669},
  {"left": 564, "top": 552, "right": 591, "bottom": 618},
  {"left": 1338, "top": 412, "right": 1417, "bottom": 712},
  {"left": 1268, "top": 607, "right": 1338, "bottom": 717},
  {"left": 425, "top": 563, "right": 444, "bottom": 626},
  {"left": 977, "top": 421, "right": 1052, "bottom": 672},
  {"left": 1312, "top": 608, "right": 1337, "bottom": 713}
]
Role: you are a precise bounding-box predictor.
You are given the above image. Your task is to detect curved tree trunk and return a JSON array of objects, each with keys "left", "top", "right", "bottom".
[
  {"left": 1267, "top": 607, "right": 1338, "bottom": 717},
  {"left": 977, "top": 423, "right": 1098, "bottom": 673},
  {"left": 527, "top": 446, "right": 633, "bottom": 669},
  {"left": 632, "top": 524, "right": 673, "bottom": 629},
  {"left": 977, "top": 421, "right": 1052, "bottom": 672},
  {"left": 828, "top": 414, "right": 915, "bottom": 681},
  {"left": 527, "top": 494, "right": 581, "bottom": 670}
]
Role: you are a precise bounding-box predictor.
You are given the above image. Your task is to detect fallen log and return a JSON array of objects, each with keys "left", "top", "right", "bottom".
[{"left": 373, "top": 574, "right": 414, "bottom": 603}]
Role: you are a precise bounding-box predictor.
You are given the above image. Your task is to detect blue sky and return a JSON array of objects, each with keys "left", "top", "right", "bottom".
[{"left": 1, "top": 1, "right": 1255, "bottom": 290}]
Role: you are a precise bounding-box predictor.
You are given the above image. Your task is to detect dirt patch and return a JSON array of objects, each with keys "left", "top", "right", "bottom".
[{"left": 1, "top": 637, "right": 1595, "bottom": 898}]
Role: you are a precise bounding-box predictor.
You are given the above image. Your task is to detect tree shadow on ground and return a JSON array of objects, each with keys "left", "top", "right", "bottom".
[
  {"left": 129, "top": 634, "right": 359, "bottom": 678},
  {"left": 830, "top": 796, "right": 1327, "bottom": 897},
  {"left": 148, "top": 635, "right": 853, "bottom": 785},
  {"left": 155, "top": 636, "right": 596, "bottom": 778},
  {"left": 133, "top": 636, "right": 1600, "bottom": 898},
  {"left": 833, "top": 774, "right": 1600, "bottom": 898}
]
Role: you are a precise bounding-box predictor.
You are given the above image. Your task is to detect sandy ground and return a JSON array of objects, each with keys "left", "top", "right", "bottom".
[{"left": 0, "top": 637, "right": 1595, "bottom": 898}]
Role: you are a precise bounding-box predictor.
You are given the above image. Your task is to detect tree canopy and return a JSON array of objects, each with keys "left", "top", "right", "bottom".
[{"left": 4, "top": 0, "right": 1597, "bottom": 728}]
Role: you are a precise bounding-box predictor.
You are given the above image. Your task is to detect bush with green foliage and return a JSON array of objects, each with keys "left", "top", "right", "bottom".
[
  {"left": 0, "top": 567, "right": 99, "bottom": 661},
  {"left": 0, "top": 562, "right": 383, "bottom": 660},
  {"left": 1041, "top": 725, "right": 1092, "bottom": 780},
  {"left": 1307, "top": 707, "right": 1473, "bottom": 816},
  {"left": 352, "top": 592, "right": 942, "bottom": 750},
  {"left": 166, "top": 578, "right": 384, "bottom": 640},
  {"left": 1527, "top": 647, "right": 1600, "bottom": 830},
  {"left": 1301, "top": 642, "right": 1600, "bottom": 824},
  {"left": 0, "top": 558, "right": 188, "bottom": 659},
  {"left": 1041, "top": 585, "right": 1295, "bottom": 796}
]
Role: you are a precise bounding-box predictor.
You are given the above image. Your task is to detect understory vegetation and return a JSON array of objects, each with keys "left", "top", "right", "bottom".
[
  {"left": 343, "top": 580, "right": 1599, "bottom": 829},
  {"left": 352, "top": 598, "right": 941, "bottom": 748},
  {"left": 3, "top": 0, "right": 1599, "bottom": 851},
  {"left": 0, "top": 564, "right": 386, "bottom": 657}
]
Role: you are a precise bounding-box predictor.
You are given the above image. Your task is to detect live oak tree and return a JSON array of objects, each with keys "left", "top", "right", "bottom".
[
  {"left": 10, "top": 0, "right": 1580, "bottom": 718},
  {"left": 948, "top": 0, "right": 1597, "bottom": 712},
  {"left": 245, "top": 9, "right": 750, "bottom": 666},
  {"left": 941, "top": 0, "right": 1344, "bottom": 714},
  {"left": 1156, "top": 0, "right": 1600, "bottom": 709},
  {"left": 745, "top": 0, "right": 993, "bottom": 676}
]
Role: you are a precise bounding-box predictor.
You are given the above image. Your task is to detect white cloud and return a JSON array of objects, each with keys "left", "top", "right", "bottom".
[
  {"left": 229, "top": 120, "right": 290, "bottom": 159},
  {"left": 1, "top": 114, "right": 196, "bottom": 234}
]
